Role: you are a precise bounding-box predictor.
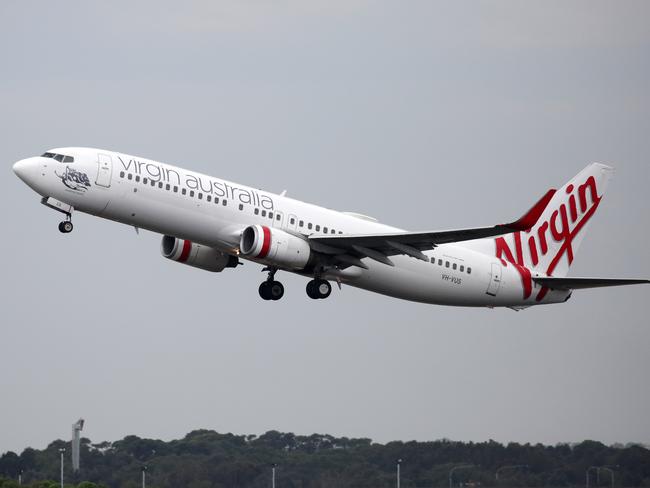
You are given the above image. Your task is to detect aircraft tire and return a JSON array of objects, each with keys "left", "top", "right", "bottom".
[
  {"left": 269, "top": 281, "right": 284, "bottom": 301},
  {"left": 306, "top": 280, "right": 318, "bottom": 299},
  {"left": 59, "top": 221, "right": 73, "bottom": 233},
  {"left": 307, "top": 279, "right": 331, "bottom": 299},
  {"left": 259, "top": 282, "right": 272, "bottom": 300}
]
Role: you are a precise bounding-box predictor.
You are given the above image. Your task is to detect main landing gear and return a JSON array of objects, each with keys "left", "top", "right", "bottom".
[
  {"left": 259, "top": 267, "right": 284, "bottom": 301},
  {"left": 58, "top": 215, "right": 73, "bottom": 234},
  {"left": 257, "top": 268, "right": 333, "bottom": 301},
  {"left": 306, "top": 279, "right": 331, "bottom": 300}
]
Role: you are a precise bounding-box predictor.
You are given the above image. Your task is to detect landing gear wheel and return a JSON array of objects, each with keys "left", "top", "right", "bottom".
[
  {"left": 58, "top": 221, "right": 73, "bottom": 233},
  {"left": 306, "top": 280, "right": 318, "bottom": 299},
  {"left": 259, "top": 282, "right": 272, "bottom": 301},
  {"left": 306, "top": 279, "right": 331, "bottom": 299},
  {"left": 269, "top": 281, "right": 284, "bottom": 301},
  {"left": 315, "top": 279, "right": 331, "bottom": 299},
  {"left": 259, "top": 281, "right": 284, "bottom": 301}
]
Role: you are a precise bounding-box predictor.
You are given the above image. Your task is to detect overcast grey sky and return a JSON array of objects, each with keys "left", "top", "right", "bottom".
[{"left": 1, "top": 1, "right": 649, "bottom": 455}]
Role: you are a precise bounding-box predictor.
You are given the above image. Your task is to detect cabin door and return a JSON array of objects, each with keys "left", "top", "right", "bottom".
[
  {"left": 486, "top": 262, "right": 502, "bottom": 296},
  {"left": 96, "top": 153, "right": 113, "bottom": 188}
]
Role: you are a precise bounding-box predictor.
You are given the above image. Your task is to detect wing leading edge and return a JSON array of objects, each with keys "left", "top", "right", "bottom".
[{"left": 308, "top": 189, "right": 557, "bottom": 268}]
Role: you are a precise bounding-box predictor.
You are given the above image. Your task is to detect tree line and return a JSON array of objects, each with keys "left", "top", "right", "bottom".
[{"left": 1, "top": 431, "right": 649, "bottom": 488}]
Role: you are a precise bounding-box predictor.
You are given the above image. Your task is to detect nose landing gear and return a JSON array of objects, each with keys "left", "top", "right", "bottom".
[{"left": 58, "top": 216, "right": 73, "bottom": 234}]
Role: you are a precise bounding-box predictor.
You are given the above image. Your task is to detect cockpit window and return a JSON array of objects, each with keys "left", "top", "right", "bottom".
[{"left": 41, "top": 152, "right": 74, "bottom": 163}]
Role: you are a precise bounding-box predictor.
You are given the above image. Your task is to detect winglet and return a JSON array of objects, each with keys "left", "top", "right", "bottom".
[{"left": 506, "top": 189, "right": 557, "bottom": 231}]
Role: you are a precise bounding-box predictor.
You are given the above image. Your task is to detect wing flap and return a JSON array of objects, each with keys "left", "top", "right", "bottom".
[{"left": 533, "top": 277, "right": 650, "bottom": 290}]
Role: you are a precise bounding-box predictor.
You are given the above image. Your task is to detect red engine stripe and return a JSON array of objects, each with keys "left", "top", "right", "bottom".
[
  {"left": 178, "top": 239, "right": 192, "bottom": 263},
  {"left": 258, "top": 226, "right": 271, "bottom": 259}
]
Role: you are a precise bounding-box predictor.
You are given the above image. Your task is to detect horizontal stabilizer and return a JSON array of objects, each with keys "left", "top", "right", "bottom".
[{"left": 533, "top": 277, "right": 650, "bottom": 290}]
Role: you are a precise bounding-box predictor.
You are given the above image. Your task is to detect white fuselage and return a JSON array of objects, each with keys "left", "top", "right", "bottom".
[{"left": 13, "top": 147, "right": 571, "bottom": 308}]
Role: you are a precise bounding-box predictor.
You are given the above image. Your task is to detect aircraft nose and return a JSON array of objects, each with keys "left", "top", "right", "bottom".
[{"left": 13, "top": 158, "right": 32, "bottom": 182}]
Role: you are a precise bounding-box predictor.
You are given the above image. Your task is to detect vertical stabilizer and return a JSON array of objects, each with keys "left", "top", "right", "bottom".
[
  {"left": 494, "top": 163, "right": 614, "bottom": 280},
  {"left": 485, "top": 163, "right": 615, "bottom": 302}
]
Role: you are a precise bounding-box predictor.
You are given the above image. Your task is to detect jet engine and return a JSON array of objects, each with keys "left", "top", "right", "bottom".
[
  {"left": 161, "top": 235, "right": 238, "bottom": 272},
  {"left": 239, "top": 225, "right": 311, "bottom": 270}
]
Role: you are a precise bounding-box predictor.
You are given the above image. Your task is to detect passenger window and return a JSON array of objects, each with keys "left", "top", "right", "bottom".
[
  {"left": 460, "top": 265, "right": 464, "bottom": 272},
  {"left": 269, "top": 212, "right": 274, "bottom": 219},
  {"left": 323, "top": 227, "right": 328, "bottom": 233},
  {"left": 315, "top": 225, "right": 320, "bottom": 232},
  {"left": 239, "top": 204, "right": 244, "bottom": 211},
  {"left": 127, "top": 174, "right": 133, "bottom": 180},
  {"left": 467, "top": 267, "right": 472, "bottom": 274},
  {"left": 120, "top": 171, "right": 125, "bottom": 178},
  {"left": 190, "top": 190, "right": 195, "bottom": 197},
  {"left": 135, "top": 175, "right": 140, "bottom": 182},
  {"left": 308, "top": 223, "right": 313, "bottom": 230},
  {"left": 158, "top": 182, "right": 163, "bottom": 188},
  {"left": 254, "top": 208, "right": 259, "bottom": 215},
  {"left": 445, "top": 261, "right": 450, "bottom": 268},
  {"left": 438, "top": 259, "right": 443, "bottom": 266},
  {"left": 166, "top": 184, "right": 170, "bottom": 190},
  {"left": 143, "top": 178, "right": 148, "bottom": 184},
  {"left": 290, "top": 218, "right": 295, "bottom": 225},
  {"left": 222, "top": 199, "right": 227, "bottom": 206},
  {"left": 182, "top": 188, "right": 187, "bottom": 195},
  {"left": 151, "top": 180, "right": 155, "bottom": 186},
  {"left": 198, "top": 193, "right": 203, "bottom": 200},
  {"left": 262, "top": 210, "right": 266, "bottom": 217},
  {"left": 430, "top": 257, "right": 435, "bottom": 263},
  {"left": 338, "top": 231, "right": 343, "bottom": 234},
  {"left": 452, "top": 263, "right": 457, "bottom": 270},
  {"left": 207, "top": 195, "right": 211, "bottom": 202},
  {"left": 173, "top": 186, "right": 178, "bottom": 193},
  {"left": 331, "top": 229, "right": 335, "bottom": 234},
  {"left": 299, "top": 220, "right": 304, "bottom": 227},
  {"left": 276, "top": 214, "right": 281, "bottom": 221}
]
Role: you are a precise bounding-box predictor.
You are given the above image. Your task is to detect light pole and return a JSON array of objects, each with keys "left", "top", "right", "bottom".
[
  {"left": 397, "top": 459, "right": 402, "bottom": 488},
  {"left": 271, "top": 463, "right": 277, "bottom": 488},
  {"left": 496, "top": 464, "right": 528, "bottom": 481},
  {"left": 59, "top": 447, "right": 65, "bottom": 488},
  {"left": 587, "top": 465, "right": 598, "bottom": 488},
  {"left": 449, "top": 464, "right": 474, "bottom": 488},
  {"left": 600, "top": 466, "right": 619, "bottom": 488},
  {"left": 18, "top": 468, "right": 23, "bottom": 485},
  {"left": 142, "top": 465, "right": 147, "bottom": 488}
]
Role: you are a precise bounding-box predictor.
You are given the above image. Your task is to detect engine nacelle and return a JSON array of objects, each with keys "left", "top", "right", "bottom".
[
  {"left": 239, "top": 225, "right": 311, "bottom": 270},
  {"left": 161, "top": 236, "right": 238, "bottom": 272}
]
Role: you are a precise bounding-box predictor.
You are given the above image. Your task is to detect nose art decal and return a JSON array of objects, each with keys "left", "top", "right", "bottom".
[{"left": 55, "top": 166, "right": 92, "bottom": 192}]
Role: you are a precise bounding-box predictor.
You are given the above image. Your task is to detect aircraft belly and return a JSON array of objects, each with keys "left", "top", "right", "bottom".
[
  {"left": 98, "top": 187, "right": 236, "bottom": 248},
  {"left": 348, "top": 256, "right": 487, "bottom": 306}
]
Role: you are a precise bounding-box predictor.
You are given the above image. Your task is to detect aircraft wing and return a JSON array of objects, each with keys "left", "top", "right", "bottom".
[
  {"left": 308, "top": 189, "right": 556, "bottom": 268},
  {"left": 533, "top": 277, "right": 650, "bottom": 290}
]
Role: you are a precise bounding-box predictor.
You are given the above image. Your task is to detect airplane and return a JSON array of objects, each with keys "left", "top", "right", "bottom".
[{"left": 12, "top": 148, "right": 648, "bottom": 309}]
